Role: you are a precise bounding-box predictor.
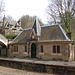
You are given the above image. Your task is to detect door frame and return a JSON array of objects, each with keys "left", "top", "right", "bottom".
[{"left": 31, "top": 43, "right": 36, "bottom": 58}]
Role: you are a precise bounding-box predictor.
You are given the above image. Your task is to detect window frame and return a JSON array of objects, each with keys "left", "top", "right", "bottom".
[
  {"left": 40, "top": 45, "right": 43, "bottom": 53},
  {"left": 57, "top": 45, "right": 60, "bottom": 53},
  {"left": 14, "top": 46, "right": 18, "bottom": 52},
  {"left": 25, "top": 46, "right": 27, "bottom": 52},
  {"left": 53, "top": 45, "right": 56, "bottom": 53},
  {"left": 53, "top": 45, "right": 60, "bottom": 53}
]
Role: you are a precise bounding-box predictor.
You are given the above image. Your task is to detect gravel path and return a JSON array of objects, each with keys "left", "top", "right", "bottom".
[{"left": 0, "top": 66, "right": 52, "bottom": 75}]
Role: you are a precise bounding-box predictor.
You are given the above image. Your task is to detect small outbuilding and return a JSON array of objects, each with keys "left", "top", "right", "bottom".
[{"left": 9, "top": 18, "right": 74, "bottom": 61}]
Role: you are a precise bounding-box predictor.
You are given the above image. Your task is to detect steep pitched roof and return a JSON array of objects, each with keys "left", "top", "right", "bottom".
[
  {"left": 0, "top": 34, "right": 8, "bottom": 46},
  {"left": 12, "top": 28, "right": 32, "bottom": 43},
  {"left": 32, "top": 18, "right": 37, "bottom": 34},
  {"left": 11, "top": 25, "right": 71, "bottom": 44},
  {"left": 32, "top": 17, "right": 41, "bottom": 36},
  {"left": 39, "top": 25, "right": 70, "bottom": 41},
  {"left": 5, "top": 20, "right": 17, "bottom": 26},
  {"left": 5, "top": 20, "right": 23, "bottom": 30}
]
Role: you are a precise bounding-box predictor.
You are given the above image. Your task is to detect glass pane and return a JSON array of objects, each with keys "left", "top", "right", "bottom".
[
  {"left": 53, "top": 46, "right": 56, "bottom": 53},
  {"left": 25, "top": 46, "right": 27, "bottom": 52},
  {"left": 41, "top": 46, "right": 43, "bottom": 52},
  {"left": 14, "top": 46, "right": 18, "bottom": 52},
  {"left": 57, "top": 45, "right": 60, "bottom": 53}
]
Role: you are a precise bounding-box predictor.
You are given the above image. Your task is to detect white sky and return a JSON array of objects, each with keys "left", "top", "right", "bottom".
[{"left": 4, "top": 0, "right": 48, "bottom": 23}]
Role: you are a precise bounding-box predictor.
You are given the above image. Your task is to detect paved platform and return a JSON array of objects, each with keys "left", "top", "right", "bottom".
[
  {"left": 0, "top": 57, "right": 75, "bottom": 67},
  {"left": 0, "top": 57, "right": 75, "bottom": 74}
]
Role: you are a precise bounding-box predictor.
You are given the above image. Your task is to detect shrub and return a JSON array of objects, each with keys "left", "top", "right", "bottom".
[{"left": 5, "top": 34, "right": 17, "bottom": 39}]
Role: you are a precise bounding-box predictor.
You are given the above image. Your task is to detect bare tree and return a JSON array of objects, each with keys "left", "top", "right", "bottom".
[
  {"left": 47, "top": 0, "right": 75, "bottom": 33},
  {"left": 21, "top": 15, "right": 43, "bottom": 29},
  {"left": 6, "top": 15, "right": 13, "bottom": 21},
  {"left": 21, "top": 15, "right": 35, "bottom": 29},
  {"left": 0, "top": 0, "right": 5, "bottom": 17}
]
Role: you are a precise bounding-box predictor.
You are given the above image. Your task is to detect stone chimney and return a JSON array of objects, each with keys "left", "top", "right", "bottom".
[
  {"left": 18, "top": 19, "right": 21, "bottom": 26},
  {"left": 3, "top": 15, "right": 6, "bottom": 27}
]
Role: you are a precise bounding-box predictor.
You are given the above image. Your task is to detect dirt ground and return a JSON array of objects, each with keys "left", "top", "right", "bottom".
[{"left": 0, "top": 66, "right": 53, "bottom": 75}]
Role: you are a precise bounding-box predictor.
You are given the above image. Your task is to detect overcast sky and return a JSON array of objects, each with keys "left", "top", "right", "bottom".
[{"left": 4, "top": 0, "right": 48, "bottom": 23}]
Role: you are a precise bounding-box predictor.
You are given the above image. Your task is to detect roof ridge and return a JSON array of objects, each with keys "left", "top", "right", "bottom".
[
  {"left": 23, "top": 28, "right": 32, "bottom": 31},
  {"left": 20, "top": 25, "right": 59, "bottom": 30},
  {"left": 41, "top": 25, "right": 59, "bottom": 28}
]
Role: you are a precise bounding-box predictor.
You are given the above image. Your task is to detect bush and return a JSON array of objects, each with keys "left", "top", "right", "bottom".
[{"left": 5, "top": 34, "right": 17, "bottom": 39}]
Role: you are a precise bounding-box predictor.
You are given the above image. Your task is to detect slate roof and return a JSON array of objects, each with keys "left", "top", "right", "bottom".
[
  {"left": 12, "top": 28, "right": 32, "bottom": 43},
  {"left": 5, "top": 20, "right": 17, "bottom": 26},
  {"left": 32, "top": 19, "right": 37, "bottom": 34},
  {"left": 0, "top": 34, "right": 8, "bottom": 46},
  {"left": 12, "top": 25, "right": 71, "bottom": 44},
  {"left": 32, "top": 17, "right": 41, "bottom": 36},
  {"left": 39, "top": 25, "right": 70, "bottom": 41},
  {"left": 5, "top": 20, "right": 23, "bottom": 30}
]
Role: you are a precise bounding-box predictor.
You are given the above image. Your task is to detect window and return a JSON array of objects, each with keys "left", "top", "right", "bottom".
[
  {"left": 57, "top": 45, "right": 60, "bottom": 53},
  {"left": 40, "top": 45, "right": 43, "bottom": 52},
  {"left": 53, "top": 45, "right": 60, "bottom": 53},
  {"left": 14, "top": 46, "right": 18, "bottom": 52},
  {"left": 53, "top": 46, "right": 56, "bottom": 53},
  {"left": 25, "top": 46, "right": 27, "bottom": 52}
]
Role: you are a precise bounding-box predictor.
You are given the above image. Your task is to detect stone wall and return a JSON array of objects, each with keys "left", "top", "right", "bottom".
[
  {"left": 9, "top": 44, "right": 28, "bottom": 58},
  {"left": 1, "top": 49, "right": 7, "bottom": 56},
  {"left": 0, "top": 47, "right": 7, "bottom": 56},
  {"left": 5, "top": 28, "right": 21, "bottom": 35},
  {"left": 0, "top": 59, "right": 75, "bottom": 74},
  {"left": 37, "top": 42, "right": 69, "bottom": 61},
  {"left": 9, "top": 42, "right": 74, "bottom": 61},
  {"left": 0, "top": 27, "right": 5, "bottom": 35}
]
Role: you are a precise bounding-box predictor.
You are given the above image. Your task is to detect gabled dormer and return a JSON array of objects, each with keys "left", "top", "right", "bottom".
[
  {"left": 29, "top": 29, "right": 36, "bottom": 39},
  {"left": 29, "top": 17, "right": 41, "bottom": 40},
  {"left": 32, "top": 17, "right": 41, "bottom": 36}
]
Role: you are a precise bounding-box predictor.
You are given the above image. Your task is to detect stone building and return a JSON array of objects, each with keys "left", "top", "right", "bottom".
[
  {"left": 0, "top": 15, "right": 22, "bottom": 56},
  {"left": 9, "top": 18, "right": 74, "bottom": 61},
  {"left": 0, "top": 15, "right": 23, "bottom": 35}
]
